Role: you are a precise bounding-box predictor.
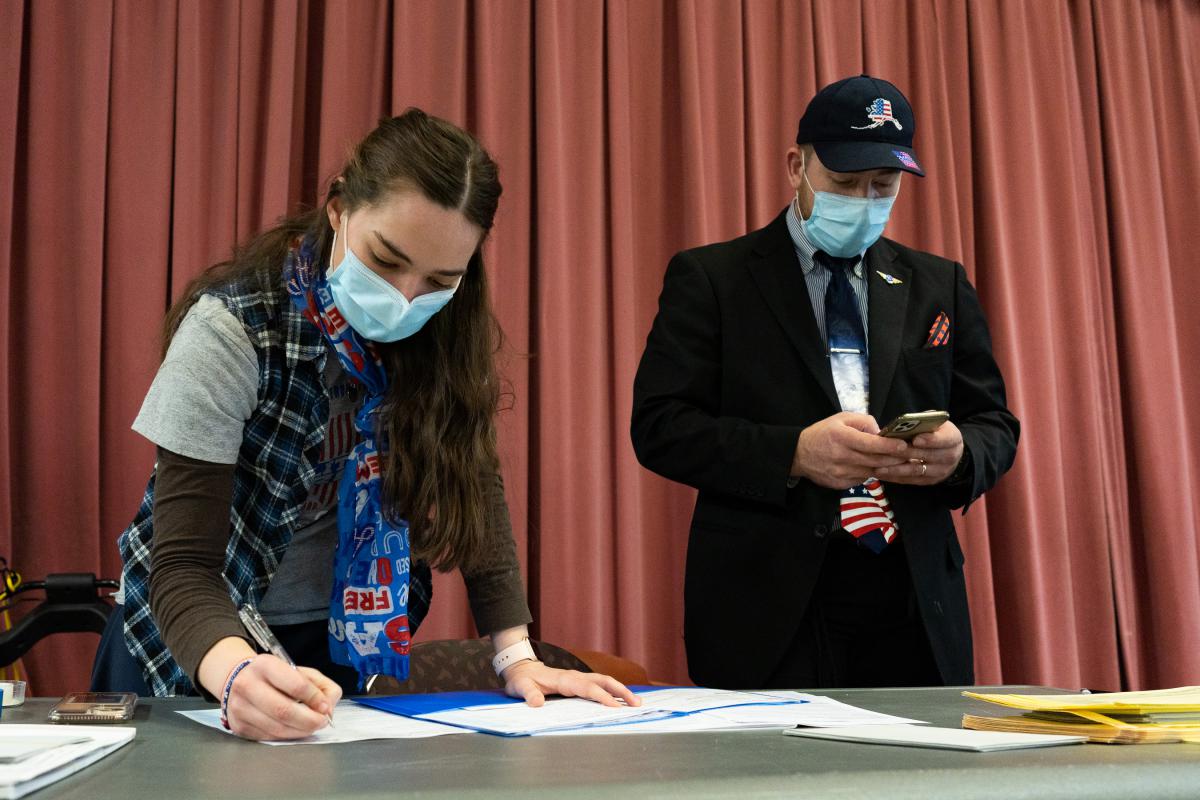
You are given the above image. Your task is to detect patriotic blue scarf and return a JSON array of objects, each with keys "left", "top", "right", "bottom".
[{"left": 285, "top": 237, "right": 412, "bottom": 687}]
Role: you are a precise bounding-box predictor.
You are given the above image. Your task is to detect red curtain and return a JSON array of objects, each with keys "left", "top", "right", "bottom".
[{"left": 2, "top": 0, "right": 1198, "bottom": 696}]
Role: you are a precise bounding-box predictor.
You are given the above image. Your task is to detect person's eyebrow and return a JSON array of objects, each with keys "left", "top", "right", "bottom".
[
  {"left": 374, "top": 231, "right": 413, "bottom": 264},
  {"left": 374, "top": 231, "right": 468, "bottom": 277}
]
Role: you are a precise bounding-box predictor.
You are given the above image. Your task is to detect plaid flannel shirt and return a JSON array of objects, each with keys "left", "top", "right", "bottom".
[{"left": 118, "top": 269, "right": 432, "bottom": 696}]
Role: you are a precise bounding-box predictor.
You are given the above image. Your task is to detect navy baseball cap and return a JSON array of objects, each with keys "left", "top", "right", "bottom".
[{"left": 796, "top": 74, "right": 925, "bottom": 176}]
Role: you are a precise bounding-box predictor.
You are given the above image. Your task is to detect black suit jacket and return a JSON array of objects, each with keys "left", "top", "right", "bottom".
[{"left": 631, "top": 209, "right": 1019, "bottom": 689}]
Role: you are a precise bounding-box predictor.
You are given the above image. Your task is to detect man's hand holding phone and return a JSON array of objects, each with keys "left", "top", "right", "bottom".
[
  {"left": 875, "top": 412, "right": 963, "bottom": 485},
  {"left": 791, "top": 412, "right": 912, "bottom": 490}
]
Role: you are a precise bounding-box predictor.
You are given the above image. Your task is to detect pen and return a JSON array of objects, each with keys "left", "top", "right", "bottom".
[{"left": 237, "top": 604, "right": 335, "bottom": 728}]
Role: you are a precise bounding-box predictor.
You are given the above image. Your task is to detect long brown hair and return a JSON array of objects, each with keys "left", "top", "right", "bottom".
[{"left": 162, "top": 109, "right": 504, "bottom": 572}]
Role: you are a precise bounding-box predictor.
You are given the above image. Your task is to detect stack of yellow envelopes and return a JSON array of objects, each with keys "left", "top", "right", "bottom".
[{"left": 961, "top": 687, "right": 1200, "bottom": 744}]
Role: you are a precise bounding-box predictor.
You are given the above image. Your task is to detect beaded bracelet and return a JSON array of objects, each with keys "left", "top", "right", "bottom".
[{"left": 219, "top": 657, "right": 255, "bottom": 731}]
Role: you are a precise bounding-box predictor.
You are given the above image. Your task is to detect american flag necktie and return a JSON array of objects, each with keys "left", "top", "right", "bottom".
[{"left": 817, "top": 250, "right": 899, "bottom": 554}]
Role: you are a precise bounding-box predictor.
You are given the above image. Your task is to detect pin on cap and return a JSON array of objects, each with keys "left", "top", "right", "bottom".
[{"left": 796, "top": 74, "right": 925, "bottom": 176}]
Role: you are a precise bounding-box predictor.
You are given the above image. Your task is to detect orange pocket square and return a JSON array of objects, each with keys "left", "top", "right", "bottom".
[{"left": 924, "top": 311, "right": 950, "bottom": 348}]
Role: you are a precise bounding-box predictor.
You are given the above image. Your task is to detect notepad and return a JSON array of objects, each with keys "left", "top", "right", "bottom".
[
  {"left": 783, "top": 723, "right": 1086, "bottom": 752},
  {"left": 0, "top": 738, "right": 89, "bottom": 764},
  {"left": 0, "top": 726, "right": 135, "bottom": 799}
]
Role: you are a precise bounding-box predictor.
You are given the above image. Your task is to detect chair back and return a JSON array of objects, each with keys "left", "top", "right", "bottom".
[{"left": 366, "top": 638, "right": 590, "bottom": 695}]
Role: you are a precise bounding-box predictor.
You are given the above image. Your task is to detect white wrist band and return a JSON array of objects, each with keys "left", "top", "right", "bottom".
[{"left": 492, "top": 637, "right": 538, "bottom": 676}]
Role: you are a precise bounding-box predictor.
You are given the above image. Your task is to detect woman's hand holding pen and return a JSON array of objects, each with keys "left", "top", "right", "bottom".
[
  {"left": 222, "top": 655, "right": 341, "bottom": 740},
  {"left": 199, "top": 636, "right": 341, "bottom": 741}
]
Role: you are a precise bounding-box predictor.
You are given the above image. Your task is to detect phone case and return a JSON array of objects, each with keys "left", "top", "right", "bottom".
[
  {"left": 879, "top": 411, "right": 949, "bottom": 439},
  {"left": 47, "top": 692, "right": 138, "bottom": 723}
]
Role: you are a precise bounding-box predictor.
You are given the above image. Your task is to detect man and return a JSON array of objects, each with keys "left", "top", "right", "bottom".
[{"left": 631, "top": 75, "right": 1018, "bottom": 689}]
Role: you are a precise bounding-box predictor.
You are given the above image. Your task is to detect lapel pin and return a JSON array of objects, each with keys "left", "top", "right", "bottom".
[{"left": 875, "top": 270, "right": 903, "bottom": 285}]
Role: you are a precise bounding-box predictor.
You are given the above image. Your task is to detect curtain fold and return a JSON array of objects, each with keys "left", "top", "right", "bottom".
[
  {"left": 531, "top": 0, "right": 614, "bottom": 646},
  {"left": 3, "top": 0, "right": 1198, "bottom": 695},
  {"left": 100, "top": 0, "right": 178, "bottom": 585},
  {"left": 0, "top": 0, "right": 26, "bottom": 551},
  {"left": 1091, "top": 0, "right": 1200, "bottom": 689},
  {"left": 958, "top": 0, "right": 1125, "bottom": 689},
  {"left": 9, "top": 0, "right": 115, "bottom": 692}
]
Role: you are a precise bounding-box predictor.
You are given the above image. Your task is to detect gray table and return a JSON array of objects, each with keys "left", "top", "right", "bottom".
[{"left": 5, "top": 686, "right": 1199, "bottom": 799}]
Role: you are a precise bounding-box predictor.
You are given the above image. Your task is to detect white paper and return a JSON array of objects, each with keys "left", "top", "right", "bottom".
[
  {"left": 415, "top": 687, "right": 806, "bottom": 737},
  {"left": 633, "top": 687, "right": 803, "bottom": 713},
  {"left": 708, "top": 692, "right": 924, "bottom": 727},
  {"left": 536, "top": 691, "right": 922, "bottom": 736},
  {"left": 177, "top": 700, "right": 468, "bottom": 745},
  {"left": 541, "top": 712, "right": 740, "bottom": 735},
  {"left": 0, "top": 737, "right": 89, "bottom": 763},
  {"left": 378, "top": 688, "right": 927, "bottom": 737},
  {"left": 421, "top": 697, "right": 662, "bottom": 736},
  {"left": 0, "top": 726, "right": 135, "bottom": 799},
  {"left": 783, "top": 724, "right": 1087, "bottom": 752}
]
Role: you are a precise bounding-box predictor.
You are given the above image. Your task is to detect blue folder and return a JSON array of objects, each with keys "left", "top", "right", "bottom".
[{"left": 356, "top": 686, "right": 669, "bottom": 718}]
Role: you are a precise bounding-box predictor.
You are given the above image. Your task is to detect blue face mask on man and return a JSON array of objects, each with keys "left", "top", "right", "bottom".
[
  {"left": 327, "top": 214, "right": 457, "bottom": 342},
  {"left": 798, "top": 163, "right": 898, "bottom": 258}
]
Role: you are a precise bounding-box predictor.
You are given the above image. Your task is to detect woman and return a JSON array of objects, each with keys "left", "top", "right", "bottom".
[{"left": 94, "top": 109, "right": 637, "bottom": 740}]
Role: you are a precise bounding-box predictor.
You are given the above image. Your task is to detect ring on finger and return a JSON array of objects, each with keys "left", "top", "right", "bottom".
[{"left": 920, "top": 462, "right": 928, "bottom": 477}]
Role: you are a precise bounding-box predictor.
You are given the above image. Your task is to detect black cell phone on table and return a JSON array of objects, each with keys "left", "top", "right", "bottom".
[{"left": 878, "top": 410, "right": 949, "bottom": 440}]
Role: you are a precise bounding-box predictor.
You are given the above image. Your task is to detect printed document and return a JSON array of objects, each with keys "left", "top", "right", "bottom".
[{"left": 0, "top": 725, "right": 135, "bottom": 799}]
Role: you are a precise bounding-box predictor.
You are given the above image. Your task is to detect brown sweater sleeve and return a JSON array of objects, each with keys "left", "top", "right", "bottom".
[
  {"left": 461, "top": 473, "right": 533, "bottom": 635},
  {"left": 148, "top": 447, "right": 251, "bottom": 694}
]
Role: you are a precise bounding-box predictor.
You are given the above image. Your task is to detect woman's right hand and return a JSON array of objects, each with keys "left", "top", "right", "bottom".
[
  {"left": 199, "top": 637, "right": 342, "bottom": 741},
  {"left": 222, "top": 656, "right": 341, "bottom": 740}
]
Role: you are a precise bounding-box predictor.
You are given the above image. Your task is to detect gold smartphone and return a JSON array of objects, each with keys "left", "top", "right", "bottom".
[{"left": 878, "top": 410, "right": 949, "bottom": 440}]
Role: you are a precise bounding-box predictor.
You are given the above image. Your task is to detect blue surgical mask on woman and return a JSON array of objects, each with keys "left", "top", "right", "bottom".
[
  {"left": 798, "top": 165, "right": 898, "bottom": 258},
  {"left": 327, "top": 214, "right": 457, "bottom": 342}
]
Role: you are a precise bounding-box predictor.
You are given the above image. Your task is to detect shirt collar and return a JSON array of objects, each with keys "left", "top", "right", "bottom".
[{"left": 785, "top": 199, "right": 866, "bottom": 279}]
